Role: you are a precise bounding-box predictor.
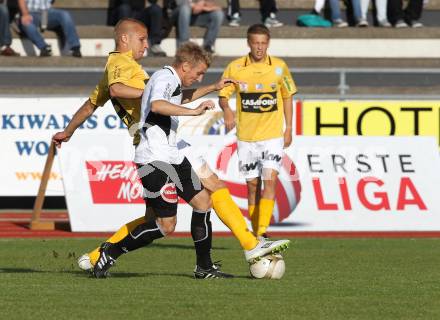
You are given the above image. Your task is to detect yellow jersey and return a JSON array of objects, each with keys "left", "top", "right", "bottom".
[
  {"left": 89, "top": 50, "right": 149, "bottom": 145},
  {"left": 219, "top": 55, "right": 297, "bottom": 142}
]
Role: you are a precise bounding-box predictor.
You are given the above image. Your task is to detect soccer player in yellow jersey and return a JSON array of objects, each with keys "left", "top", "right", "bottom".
[
  {"left": 219, "top": 24, "right": 297, "bottom": 237},
  {"left": 53, "top": 19, "right": 290, "bottom": 278}
]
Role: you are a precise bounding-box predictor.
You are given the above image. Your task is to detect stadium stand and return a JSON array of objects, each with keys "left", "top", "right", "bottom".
[
  {"left": 4, "top": 0, "right": 440, "bottom": 57},
  {"left": 1, "top": 0, "right": 440, "bottom": 97}
]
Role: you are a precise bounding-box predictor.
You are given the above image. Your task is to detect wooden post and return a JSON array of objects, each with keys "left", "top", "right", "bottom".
[{"left": 30, "top": 141, "right": 56, "bottom": 230}]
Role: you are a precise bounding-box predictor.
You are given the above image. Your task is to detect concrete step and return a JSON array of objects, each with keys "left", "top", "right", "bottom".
[
  {"left": 9, "top": 25, "right": 440, "bottom": 58},
  {"left": 1, "top": 56, "right": 440, "bottom": 69},
  {"left": 12, "top": 25, "right": 440, "bottom": 39}
]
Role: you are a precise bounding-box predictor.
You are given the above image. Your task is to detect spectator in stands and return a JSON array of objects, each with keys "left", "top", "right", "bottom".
[
  {"left": 173, "top": 0, "right": 223, "bottom": 54},
  {"left": 360, "top": 0, "right": 391, "bottom": 27},
  {"left": 311, "top": 0, "right": 348, "bottom": 27},
  {"left": 387, "top": 0, "right": 423, "bottom": 27},
  {"left": 17, "top": 0, "right": 82, "bottom": 57},
  {"left": 107, "top": 0, "right": 166, "bottom": 56},
  {"left": 312, "top": 0, "right": 363, "bottom": 27},
  {"left": 227, "top": 0, "right": 283, "bottom": 28},
  {"left": 0, "top": 0, "right": 20, "bottom": 56}
]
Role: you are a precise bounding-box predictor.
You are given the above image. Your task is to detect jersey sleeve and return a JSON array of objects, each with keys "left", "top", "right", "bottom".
[
  {"left": 218, "top": 63, "right": 236, "bottom": 99},
  {"left": 279, "top": 61, "right": 297, "bottom": 98},
  {"left": 88, "top": 75, "right": 110, "bottom": 107},
  {"left": 107, "top": 55, "right": 134, "bottom": 87},
  {"left": 149, "top": 72, "right": 175, "bottom": 103}
]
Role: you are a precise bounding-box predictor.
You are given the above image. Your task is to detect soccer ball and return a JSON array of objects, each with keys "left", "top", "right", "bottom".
[
  {"left": 249, "top": 254, "right": 285, "bottom": 279},
  {"left": 77, "top": 254, "right": 93, "bottom": 271}
]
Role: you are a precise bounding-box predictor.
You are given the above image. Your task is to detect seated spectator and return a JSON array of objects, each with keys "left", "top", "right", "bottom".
[
  {"left": 0, "top": 0, "right": 20, "bottom": 56},
  {"left": 17, "top": 0, "right": 81, "bottom": 57},
  {"left": 360, "top": 0, "right": 391, "bottom": 27},
  {"left": 312, "top": 0, "right": 362, "bottom": 27},
  {"left": 312, "top": 0, "right": 348, "bottom": 27},
  {"left": 172, "top": 0, "right": 223, "bottom": 54},
  {"left": 227, "top": 0, "right": 283, "bottom": 28},
  {"left": 387, "top": 0, "right": 423, "bottom": 27},
  {"left": 343, "top": 0, "right": 365, "bottom": 26},
  {"left": 107, "top": 0, "right": 166, "bottom": 56}
]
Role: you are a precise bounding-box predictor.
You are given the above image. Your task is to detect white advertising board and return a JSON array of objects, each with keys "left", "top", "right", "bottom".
[
  {"left": 0, "top": 97, "right": 234, "bottom": 196},
  {"left": 59, "top": 132, "right": 440, "bottom": 232},
  {"left": 284, "top": 136, "right": 440, "bottom": 231},
  {"left": 0, "top": 97, "right": 128, "bottom": 196}
]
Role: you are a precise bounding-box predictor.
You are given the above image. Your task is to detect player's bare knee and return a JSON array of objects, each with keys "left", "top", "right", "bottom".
[
  {"left": 156, "top": 217, "right": 176, "bottom": 235},
  {"left": 190, "top": 189, "right": 212, "bottom": 211},
  {"left": 200, "top": 173, "right": 225, "bottom": 194}
]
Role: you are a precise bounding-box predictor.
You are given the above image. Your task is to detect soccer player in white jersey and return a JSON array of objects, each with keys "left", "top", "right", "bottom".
[
  {"left": 54, "top": 27, "right": 290, "bottom": 277},
  {"left": 90, "top": 42, "right": 290, "bottom": 278}
]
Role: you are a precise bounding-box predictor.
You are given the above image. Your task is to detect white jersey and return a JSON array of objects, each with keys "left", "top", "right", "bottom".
[{"left": 134, "top": 66, "right": 185, "bottom": 165}]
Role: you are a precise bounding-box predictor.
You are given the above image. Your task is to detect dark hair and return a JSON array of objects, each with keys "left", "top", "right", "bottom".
[
  {"left": 174, "top": 42, "right": 212, "bottom": 67},
  {"left": 247, "top": 24, "right": 271, "bottom": 40}
]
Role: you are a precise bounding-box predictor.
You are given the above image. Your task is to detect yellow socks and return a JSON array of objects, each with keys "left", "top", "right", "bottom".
[
  {"left": 257, "top": 198, "right": 275, "bottom": 236},
  {"left": 88, "top": 216, "right": 146, "bottom": 265},
  {"left": 211, "top": 188, "right": 258, "bottom": 250},
  {"left": 248, "top": 204, "right": 259, "bottom": 236}
]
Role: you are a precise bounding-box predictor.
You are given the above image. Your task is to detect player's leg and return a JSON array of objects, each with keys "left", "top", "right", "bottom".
[
  {"left": 93, "top": 162, "right": 176, "bottom": 278},
  {"left": 197, "top": 163, "right": 258, "bottom": 251},
  {"left": 86, "top": 216, "right": 146, "bottom": 267},
  {"left": 256, "top": 137, "right": 284, "bottom": 237},
  {"left": 80, "top": 201, "right": 157, "bottom": 270},
  {"left": 237, "top": 139, "right": 264, "bottom": 236},
  {"left": 196, "top": 163, "right": 290, "bottom": 262},
  {"left": 176, "top": 158, "right": 232, "bottom": 278},
  {"left": 181, "top": 142, "right": 290, "bottom": 263},
  {"left": 93, "top": 212, "right": 169, "bottom": 278},
  {"left": 245, "top": 177, "right": 262, "bottom": 236},
  {"left": 257, "top": 168, "right": 279, "bottom": 236}
]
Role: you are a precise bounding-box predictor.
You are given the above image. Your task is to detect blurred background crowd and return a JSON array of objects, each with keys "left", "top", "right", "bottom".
[{"left": 0, "top": 0, "right": 428, "bottom": 57}]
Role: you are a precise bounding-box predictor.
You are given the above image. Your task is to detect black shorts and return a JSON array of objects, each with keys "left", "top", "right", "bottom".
[{"left": 136, "top": 157, "right": 203, "bottom": 217}]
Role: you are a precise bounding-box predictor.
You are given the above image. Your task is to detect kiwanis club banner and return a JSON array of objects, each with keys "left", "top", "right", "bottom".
[
  {"left": 0, "top": 97, "right": 236, "bottom": 196},
  {"left": 58, "top": 132, "right": 440, "bottom": 232}
]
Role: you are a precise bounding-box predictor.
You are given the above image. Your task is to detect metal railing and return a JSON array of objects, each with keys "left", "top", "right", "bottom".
[{"left": 1, "top": 66, "right": 440, "bottom": 99}]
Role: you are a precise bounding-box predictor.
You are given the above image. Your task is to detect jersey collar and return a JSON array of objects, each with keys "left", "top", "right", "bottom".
[
  {"left": 109, "top": 50, "right": 135, "bottom": 60},
  {"left": 244, "top": 54, "right": 272, "bottom": 66},
  {"left": 163, "top": 65, "right": 182, "bottom": 86}
]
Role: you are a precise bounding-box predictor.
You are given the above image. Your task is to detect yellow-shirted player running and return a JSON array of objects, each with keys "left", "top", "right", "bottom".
[
  {"left": 53, "top": 19, "right": 290, "bottom": 278},
  {"left": 219, "top": 24, "right": 297, "bottom": 237}
]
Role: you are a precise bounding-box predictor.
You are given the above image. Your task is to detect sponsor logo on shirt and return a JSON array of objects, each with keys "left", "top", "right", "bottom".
[
  {"left": 255, "top": 83, "right": 263, "bottom": 90},
  {"left": 240, "top": 92, "right": 278, "bottom": 113}
]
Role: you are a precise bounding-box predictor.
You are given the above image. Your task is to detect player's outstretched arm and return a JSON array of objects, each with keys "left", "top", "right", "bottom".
[
  {"left": 52, "top": 99, "right": 97, "bottom": 148},
  {"left": 218, "top": 97, "right": 235, "bottom": 132},
  {"left": 181, "top": 78, "right": 237, "bottom": 104},
  {"left": 151, "top": 99, "right": 214, "bottom": 116}
]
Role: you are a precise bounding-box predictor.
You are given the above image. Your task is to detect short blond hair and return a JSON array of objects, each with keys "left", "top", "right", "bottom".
[
  {"left": 174, "top": 42, "right": 212, "bottom": 68},
  {"left": 114, "top": 18, "right": 146, "bottom": 42}
]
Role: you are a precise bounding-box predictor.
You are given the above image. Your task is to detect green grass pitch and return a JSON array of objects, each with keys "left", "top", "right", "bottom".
[{"left": 1, "top": 237, "right": 440, "bottom": 320}]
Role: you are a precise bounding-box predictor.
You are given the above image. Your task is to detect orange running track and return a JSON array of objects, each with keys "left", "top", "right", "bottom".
[{"left": 2, "top": 211, "right": 440, "bottom": 238}]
